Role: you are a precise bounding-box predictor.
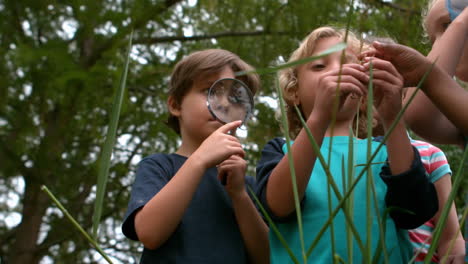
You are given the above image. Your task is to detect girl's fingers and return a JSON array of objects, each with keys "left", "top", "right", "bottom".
[
  {"left": 328, "top": 82, "right": 366, "bottom": 97},
  {"left": 327, "top": 65, "right": 369, "bottom": 84},
  {"left": 369, "top": 70, "right": 403, "bottom": 87},
  {"left": 363, "top": 57, "right": 400, "bottom": 77},
  {"left": 359, "top": 49, "right": 377, "bottom": 60},
  {"left": 371, "top": 80, "right": 402, "bottom": 95}
]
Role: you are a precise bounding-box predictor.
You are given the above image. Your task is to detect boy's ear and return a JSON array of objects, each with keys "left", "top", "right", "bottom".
[{"left": 167, "top": 96, "right": 181, "bottom": 117}]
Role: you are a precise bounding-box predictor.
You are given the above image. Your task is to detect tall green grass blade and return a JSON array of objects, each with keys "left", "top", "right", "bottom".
[
  {"left": 334, "top": 254, "right": 346, "bottom": 264},
  {"left": 92, "top": 31, "right": 134, "bottom": 237},
  {"left": 235, "top": 43, "right": 346, "bottom": 76},
  {"left": 327, "top": 170, "right": 337, "bottom": 264},
  {"left": 275, "top": 79, "right": 307, "bottom": 263},
  {"left": 346, "top": 126, "right": 355, "bottom": 264},
  {"left": 363, "top": 62, "right": 390, "bottom": 264},
  {"left": 366, "top": 60, "right": 374, "bottom": 263},
  {"left": 424, "top": 146, "right": 468, "bottom": 262},
  {"left": 41, "top": 185, "right": 114, "bottom": 264},
  {"left": 293, "top": 106, "right": 366, "bottom": 255},
  {"left": 247, "top": 186, "right": 300, "bottom": 264},
  {"left": 439, "top": 205, "right": 468, "bottom": 263}
]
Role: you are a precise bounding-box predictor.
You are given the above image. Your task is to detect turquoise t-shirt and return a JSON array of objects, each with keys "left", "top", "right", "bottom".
[{"left": 270, "top": 136, "right": 413, "bottom": 263}]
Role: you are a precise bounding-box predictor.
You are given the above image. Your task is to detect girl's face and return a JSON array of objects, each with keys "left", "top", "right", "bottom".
[
  {"left": 295, "top": 36, "right": 361, "bottom": 120},
  {"left": 426, "top": 0, "right": 468, "bottom": 81}
]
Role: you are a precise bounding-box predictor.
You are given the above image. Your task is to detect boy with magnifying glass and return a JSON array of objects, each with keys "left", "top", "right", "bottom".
[{"left": 122, "top": 49, "right": 269, "bottom": 264}]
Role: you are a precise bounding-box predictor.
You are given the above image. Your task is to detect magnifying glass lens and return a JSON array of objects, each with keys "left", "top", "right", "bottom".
[{"left": 207, "top": 78, "right": 254, "bottom": 125}]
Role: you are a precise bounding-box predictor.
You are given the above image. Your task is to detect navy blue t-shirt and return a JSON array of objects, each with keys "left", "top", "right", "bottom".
[{"left": 122, "top": 153, "right": 255, "bottom": 264}]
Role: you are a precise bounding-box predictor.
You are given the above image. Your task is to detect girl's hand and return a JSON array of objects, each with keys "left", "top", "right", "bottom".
[
  {"left": 362, "top": 57, "right": 404, "bottom": 127},
  {"left": 217, "top": 155, "right": 247, "bottom": 198},
  {"left": 312, "top": 64, "right": 368, "bottom": 121}
]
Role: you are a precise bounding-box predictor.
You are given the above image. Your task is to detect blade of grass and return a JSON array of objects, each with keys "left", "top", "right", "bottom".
[
  {"left": 235, "top": 43, "right": 346, "bottom": 76},
  {"left": 293, "top": 105, "right": 366, "bottom": 254},
  {"left": 366, "top": 60, "right": 374, "bottom": 263},
  {"left": 92, "top": 31, "right": 133, "bottom": 237},
  {"left": 327, "top": 168, "right": 337, "bottom": 264},
  {"left": 247, "top": 186, "right": 300, "bottom": 264},
  {"left": 41, "top": 185, "right": 114, "bottom": 264},
  {"left": 440, "top": 205, "right": 468, "bottom": 263},
  {"left": 346, "top": 126, "right": 355, "bottom": 264},
  {"left": 424, "top": 146, "right": 468, "bottom": 262},
  {"left": 275, "top": 78, "right": 307, "bottom": 263}
]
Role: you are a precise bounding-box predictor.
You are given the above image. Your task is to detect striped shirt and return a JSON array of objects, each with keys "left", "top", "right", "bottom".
[{"left": 408, "top": 139, "right": 452, "bottom": 263}]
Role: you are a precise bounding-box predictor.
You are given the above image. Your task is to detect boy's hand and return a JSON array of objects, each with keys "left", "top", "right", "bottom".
[
  {"left": 312, "top": 64, "right": 368, "bottom": 121},
  {"left": 362, "top": 41, "right": 432, "bottom": 87},
  {"left": 192, "top": 120, "right": 245, "bottom": 170},
  {"left": 362, "top": 57, "right": 404, "bottom": 126},
  {"left": 217, "top": 155, "right": 247, "bottom": 198}
]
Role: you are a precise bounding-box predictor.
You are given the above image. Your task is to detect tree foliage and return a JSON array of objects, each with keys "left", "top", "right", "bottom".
[{"left": 0, "top": 0, "right": 466, "bottom": 263}]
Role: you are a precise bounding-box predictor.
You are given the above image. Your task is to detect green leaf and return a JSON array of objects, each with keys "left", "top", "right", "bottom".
[
  {"left": 235, "top": 42, "right": 347, "bottom": 76},
  {"left": 92, "top": 31, "right": 133, "bottom": 237}
]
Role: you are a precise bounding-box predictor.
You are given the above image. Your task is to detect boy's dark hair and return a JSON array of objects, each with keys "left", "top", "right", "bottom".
[{"left": 166, "top": 49, "right": 260, "bottom": 134}]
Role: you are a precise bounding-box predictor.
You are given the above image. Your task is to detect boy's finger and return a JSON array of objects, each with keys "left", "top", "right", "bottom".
[{"left": 217, "top": 120, "right": 242, "bottom": 134}]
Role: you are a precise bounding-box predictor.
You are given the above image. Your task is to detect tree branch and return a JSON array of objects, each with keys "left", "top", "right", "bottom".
[
  {"left": 133, "top": 30, "right": 295, "bottom": 44},
  {"left": 370, "top": 0, "right": 419, "bottom": 15}
]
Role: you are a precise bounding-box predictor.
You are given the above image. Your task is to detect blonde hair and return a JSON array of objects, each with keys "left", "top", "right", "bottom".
[
  {"left": 166, "top": 49, "right": 260, "bottom": 134},
  {"left": 279, "top": 26, "right": 368, "bottom": 139},
  {"left": 422, "top": 0, "right": 439, "bottom": 40}
]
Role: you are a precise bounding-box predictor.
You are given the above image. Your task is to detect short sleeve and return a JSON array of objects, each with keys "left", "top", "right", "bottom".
[
  {"left": 121, "top": 154, "right": 173, "bottom": 241},
  {"left": 411, "top": 140, "right": 452, "bottom": 183}
]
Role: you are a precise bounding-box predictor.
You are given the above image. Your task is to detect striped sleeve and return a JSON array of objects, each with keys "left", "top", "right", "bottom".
[{"left": 410, "top": 139, "right": 452, "bottom": 183}]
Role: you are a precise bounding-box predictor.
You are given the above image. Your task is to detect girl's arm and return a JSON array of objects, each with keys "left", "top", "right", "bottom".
[
  {"left": 364, "top": 58, "right": 438, "bottom": 228},
  {"left": 218, "top": 156, "right": 269, "bottom": 264},
  {"left": 265, "top": 65, "right": 368, "bottom": 218},
  {"left": 363, "top": 57, "right": 414, "bottom": 174},
  {"left": 433, "top": 175, "right": 465, "bottom": 262},
  {"left": 265, "top": 113, "right": 328, "bottom": 218}
]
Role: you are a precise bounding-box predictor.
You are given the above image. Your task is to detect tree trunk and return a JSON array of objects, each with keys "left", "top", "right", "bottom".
[{"left": 7, "top": 179, "right": 49, "bottom": 264}]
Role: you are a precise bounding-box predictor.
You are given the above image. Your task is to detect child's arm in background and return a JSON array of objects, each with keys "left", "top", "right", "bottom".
[
  {"left": 363, "top": 58, "right": 438, "bottom": 228},
  {"left": 264, "top": 64, "right": 368, "bottom": 218},
  {"left": 433, "top": 174, "right": 465, "bottom": 263},
  {"left": 369, "top": 40, "right": 468, "bottom": 138},
  {"left": 134, "top": 121, "right": 244, "bottom": 250},
  {"left": 218, "top": 155, "right": 269, "bottom": 264},
  {"left": 403, "top": 8, "right": 468, "bottom": 146}
]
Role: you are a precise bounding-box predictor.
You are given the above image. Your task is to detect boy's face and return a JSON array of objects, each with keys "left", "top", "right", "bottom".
[
  {"left": 175, "top": 66, "right": 236, "bottom": 143},
  {"left": 296, "top": 36, "right": 361, "bottom": 120},
  {"left": 426, "top": 0, "right": 468, "bottom": 81}
]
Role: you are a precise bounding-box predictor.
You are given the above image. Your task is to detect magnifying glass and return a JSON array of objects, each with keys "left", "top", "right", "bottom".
[
  {"left": 446, "top": 0, "right": 468, "bottom": 21},
  {"left": 206, "top": 78, "right": 254, "bottom": 127}
]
